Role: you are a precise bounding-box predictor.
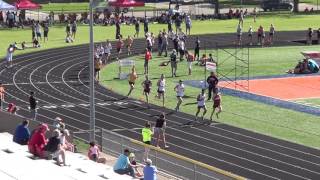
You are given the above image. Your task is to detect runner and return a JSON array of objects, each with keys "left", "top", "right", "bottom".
[
  {"left": 154, "top": 113, "right": 169, "bottom": 149},
  {"left": 66, "top": 21, "right": 71, "bottom": 38},
  {"left": 0, "top": 83, "right": 4, "bottom": 110},
  {"left": 127, "top": 66, "right": 138, "bottom": 97},
  {"left": 116, "top": 35, "right": 124, "bottom": 59},
  {"left": 156, "top": 74, "right": 166, "bottom": 107},
  {"left": 104, "top": 39, "right": 112, "bottom": 64},
  {"left": 126, "top": 36, "right": 133, "bottom": 55},
  {"left": 269, "top": 24, "right": 275, "bottom": 45},
  {"left": 210, "top": 92, "right": 222, "bottom": 121},
  {"left": 170, "top": 49, "right": 178, "bottom": 77},
  {"left": 29, "top": 91, "right": 37, "bottom": 120},
  {"left": 94, "top": 56, "right": 102, "bottom": 81},
  {"left": 141, "top": 75, "right": 152, "bottom": 108},
  {"left": 195, "top": 89, "right": 207, "bottom": 121},
  {"left": 35, "top": 22, "right": 42, "bottom": 41},
  {"left": 174, "top": 80, "right": 185, "bottom": 112},
  {"left": 6, "top": 44, "right": 15, "bottom": 68},
  {"left": 141, "top": 121, "right": 153, "bottom": 161},
  {"left": 144, "top": 48, "right": 152, "bottom": 75},
  {"left": 115, "top": 20, "right": 121, "bottom": 39}
]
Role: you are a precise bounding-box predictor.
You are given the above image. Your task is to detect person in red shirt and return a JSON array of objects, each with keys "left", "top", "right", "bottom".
[
  {"left": 210, "top": 92, "right": 222, "bottom": 121},
  {"left": 144, "top": 48, "right": 152, "bottom": 75},
  {"left": 28, "top": 123, "right": 49, "bottom": 158}
]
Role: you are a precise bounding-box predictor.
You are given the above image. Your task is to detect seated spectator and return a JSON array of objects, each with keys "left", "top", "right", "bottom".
[
  {"left": 287, "top": 59, "right": 317, "bottom": 74},
  {"left": 143, "top": 159, "right": 158, "bottom": 180},
  {"left": 197, "top": 54, "right": 207, "bottom": 66},
  {"left": 60, "top": 129, "right": 75, "bottom": 152},
  {"left": 114, "top": 148, "right": 141, "bottom": 177},
  {"left": 88, "top": 141, "right": 106, "bottom": 164},
  {"left": 13, "top": 120, "right": 30, "bottom": 145},
  {"left": 129, "top": 153, "right": 143, "bottom": 177},
  {"left": 28, "top": 123, "right": 49, "bottom": 157},
  {"left": 7, "top": 103, "right": 18, "bottom": 114},
  {"left": 33, "top": 38, "right": 40, "bottom": 48},
  {"left": 53, "top": 116, "right": 65, "bottom": 130},
  {"left": 43, "top": 130, "right": 67, "bottom": 166}
]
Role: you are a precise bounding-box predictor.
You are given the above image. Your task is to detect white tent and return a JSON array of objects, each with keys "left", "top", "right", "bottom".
[{"left": 0, "top": 0, "right": 16, "bottom": 10}]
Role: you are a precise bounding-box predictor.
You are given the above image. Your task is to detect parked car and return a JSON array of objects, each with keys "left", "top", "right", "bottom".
[{"left": 261, "top": 0, "right": 294, "bottom": 11}]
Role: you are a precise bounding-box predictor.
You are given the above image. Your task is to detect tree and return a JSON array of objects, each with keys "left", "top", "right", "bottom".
[{"left": 293, "top": 0, "right": 299, "bottom": 12}]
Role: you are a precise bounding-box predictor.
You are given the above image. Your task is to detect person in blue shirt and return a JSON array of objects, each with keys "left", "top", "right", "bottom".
[
  {"left": 13, "top": 120, "right": 31, "bottom": 145},
  {"left": 144, "top": 159, "right": 158, "bottom": 180},
  {"left": 114, "top": 148, "right": 141, "bottom": 177}
]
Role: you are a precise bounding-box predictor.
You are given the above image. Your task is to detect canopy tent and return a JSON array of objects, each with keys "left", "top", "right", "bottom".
[
  {"left": 15, "top": 0, "right": 41, "bottom": 10},
  {"left": 0, "top": 0, "right": 16, "bottom": 10},
  {"left": 108, "top": 0, "right": 145, "bottom": 7}
]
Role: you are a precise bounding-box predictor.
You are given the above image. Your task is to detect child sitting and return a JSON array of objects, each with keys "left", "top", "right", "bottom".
[{"left": 88, "top": 141, "right": 106, "bottom": 164}]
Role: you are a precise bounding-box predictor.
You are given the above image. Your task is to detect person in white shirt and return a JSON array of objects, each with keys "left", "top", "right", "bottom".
[
  {"left": 156, "top": 74, "right": 166, "bottom": 107},
  {"left": 237, "top": 24, "right": 242, "bottom": 45},
  {"left": 6, "top": 44, "right": 15, "bottom": 68},
  {"left": 174, "top": 80, "right": 185, "bottom": 112},
  {"left": 195, "top": 89, "right": 207, "bottom": 120},
  {"left": 104, "top": 39, "right": 112, "bottom": 64},
  {"left": 248, "top": 26, "right": 253, "bottom": 46}
]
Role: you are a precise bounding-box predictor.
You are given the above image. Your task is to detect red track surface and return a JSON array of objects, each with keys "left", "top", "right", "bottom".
[{"left": 219, "top": 76, "right": 320, "bottom": 100}]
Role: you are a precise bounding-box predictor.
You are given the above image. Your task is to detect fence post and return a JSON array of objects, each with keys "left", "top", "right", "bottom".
[{"left": 193, "top": 164, "right": 197, "bottom": 180}]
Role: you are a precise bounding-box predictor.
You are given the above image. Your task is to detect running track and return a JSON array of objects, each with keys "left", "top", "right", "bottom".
[{"left": 2, "top": 31, "right": 320, "bottom": 180}]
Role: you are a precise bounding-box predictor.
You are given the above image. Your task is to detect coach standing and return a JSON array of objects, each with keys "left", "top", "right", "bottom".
[
  {"left": 29, "top": 91, "right": 37, "bottom": 120},
  {"left": 207, "top": 72, "right": 219, "bottom": 101}
]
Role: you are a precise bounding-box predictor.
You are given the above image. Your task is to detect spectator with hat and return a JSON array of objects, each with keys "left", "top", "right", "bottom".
[
  {"left": 143, "top": 159, "right": 158, "bottom": 180},
  {"left": 28, "top": 123, "right": 49, "bottom": 157},
  {"left": 114, "top": 148, "right": 142, "bottom": 177}
]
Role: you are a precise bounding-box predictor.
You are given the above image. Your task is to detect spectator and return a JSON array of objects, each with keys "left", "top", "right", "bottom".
[
  {"left": 43, "top": 130, "right": 67, "bottom": 166},
  {"left": 53, "top": 117, "right": 65, "bottom": 130},
  {"left": 104, "top": 39, "right": 112, "bottom": 63},
  {"left": 66, "top": 21, "right": 71, "bottom": 37},
  {"left": 33, "top": 38, "right": 40, "bottom": 48},
  {"left": 257, "top": 25, "right": 265, "bottom": 46},
  {"left": 31, "top": 21, "right": 36, "bottom": 40},
  {"left": 142, "top": 121, "right": 153, "bottom": 161},
  {"left": 114, "top": 149, "right": 140, "bottom": 177},
  {"left": 170, "top": 49, "right": 178, "bottom": 77},
  {"left": 154, "top": 113, "right": 169, "bottom": 148},
  {"left": 248, "top": 26, "right": 253, "bottom": 46},
  {"left": 60, "top": 129, "right": 75, "bottom": 152},
  {"left": 144, "top": 48, "right": 152, "bottom": 75},
  {"left": 115, "top": 20, "right": 121, "bottom": 39},
  {"left": 207, "top": 72, "right": 219, "bottom": 100},
  {"left": 167, "top": 17, "right": 173, "bottom": 33},
  {"left": 35, "top": 21, "right": 42, "bottom": 41},
  {"left": 88, "top": 141, "right": 106, "bottom": 164},
  {"left": 134, "top": 19, "right": 140, "bottom": 37},
  {"left": 6, "top": 44, "right": 15, "bottom": 68},
  {"left": 252, "top": 7, "right": 257, "bottom": 23},
  {"left": 186, "top": 51, "right": 194, "bottom": 75},
  {"left": 143, "top": 159, "right": 158, "bottom": 180},
  {"left": 160, "top": 31, "right": 168, "bottom": 57},
  {"left": 29, "top": 91, "right": 37, "bottom": 120},
  {"left": 43, "top": 22, "right": 49, "bottom": 42},
  {"left": 194, "top": 37, "right": 200, "bottom": 61},
  {"left": 28, "top": 123, "right": 49, "bottom": 157},
  {"left": 129, "top": 153, "right": 143, "bottom": 177},
  {"left": 185, "top": 15, "right": 192, "bottom": 35},
  {"left": 157, "top": 31, "right": 162, "bottom": 56},
  {"left": 269, "top": 24, "right": 275, "bottom": 45},
  {"left": 144, "top": 17, "right": 149, "bottom": 35},
  {"left": 13, "top": 120, "right": 30, "bottom": 145},
  {"left": 0, "top": 83, "right": 4, "bottom": 110},
  {"left": 71, "top": 21, "right": 77, "bottom": 39},
  {"left": 178, "top": 39, "right": 185, "bottom": 61},
  {"left": 236, "top": 24, "right": 242, "bottom": 45},
  {"left": 317, "top": 28, "right": 320, "bottom": 44},
  {"left": 7, "top": 103, "right": 17, "bottom": 114},
  {"left": 307, "top": 27, "right": 313, "bottom": 45}
]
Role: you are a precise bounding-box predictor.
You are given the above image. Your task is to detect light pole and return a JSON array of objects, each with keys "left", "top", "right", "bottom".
[{"left": 89, "top": 0, "right": 95, "bottom": 142}]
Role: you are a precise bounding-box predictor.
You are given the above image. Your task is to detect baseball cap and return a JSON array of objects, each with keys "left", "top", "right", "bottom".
[
  {"left": 146, "top": 159, "right": 152, "bottom": 165},
  {"left": 40, "top": 123, "right": 49, "bottom": 131},
  {"left": 129, "top": 153, "right": 135, "bottom": 158}
]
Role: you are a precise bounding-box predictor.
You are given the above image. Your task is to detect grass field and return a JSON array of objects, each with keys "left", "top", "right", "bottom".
[
  {"left": 100, "top": 46, "right": 320, "bottom": 149},
  {"left": 2, "top": 13, "right": 320, "bottom": 58}
]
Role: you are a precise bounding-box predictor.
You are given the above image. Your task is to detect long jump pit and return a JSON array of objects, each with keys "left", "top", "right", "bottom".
[{"left": 219, "top": 75, "right": 320, "bottom": 115}]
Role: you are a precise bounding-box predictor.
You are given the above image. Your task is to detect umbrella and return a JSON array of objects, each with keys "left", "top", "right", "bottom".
[
  {"left": 15, "top": 0, "right": 41, "bottom": 10},
  {"left": 108, "top": 0, "right": 145, "bottom": 7}
]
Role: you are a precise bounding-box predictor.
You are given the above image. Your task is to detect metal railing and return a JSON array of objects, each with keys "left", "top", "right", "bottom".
[{"left": 99, "top": 128, "right": 246, "bottom": 180}]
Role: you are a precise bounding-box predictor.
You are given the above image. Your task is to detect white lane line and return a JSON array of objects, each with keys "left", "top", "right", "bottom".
[{"left": 3, "top": 81, "right": 81, "bottom": 86}]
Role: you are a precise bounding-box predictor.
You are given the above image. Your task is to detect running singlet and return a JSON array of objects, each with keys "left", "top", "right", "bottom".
[
  {"left": 144, "top": 80, "right": 151, "bottom": 91},
  {"left": 213, "top": 95, "right": 221, "bottom": 108},
  {"left": 158, "top": 79, "right": 165, "bottom": 92},
  {"left": 176, "top": 84, "right": 185, "bottom": 97},
  {"left": 197, "top": 94, "right": 206, "bottom": 107}
]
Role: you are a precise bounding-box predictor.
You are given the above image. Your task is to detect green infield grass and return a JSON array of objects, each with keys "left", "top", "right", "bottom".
[{"left": 100, "top": 46, "right": 320, "bottom": 149}]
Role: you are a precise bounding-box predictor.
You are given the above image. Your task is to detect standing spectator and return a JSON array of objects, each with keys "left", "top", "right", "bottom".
[
  {"left": 178, "top": 39, "right": 185, "bottom": 61},
  {"left": 186, "top": 51, "right": 194, "bottom": 75},
  {"left": 154, "top": 113, "right": 169, "bottom": 148},
  {"left": 144, "top": 48, "right": 152, "bottom": 75},
  {"left": 116, "top": 35, "right": 124, "bottom": 59},
  {"left": 144, "top": 159, "right": 158, "bottom": 180},
  {"left": 175, "top": 16, "right": 182, "bottom": 33},
  {"left": 134, "top": 19, "right": 140, "bottom": 37},
  {"left": 28, "top": 123, "right": 49, "bottom": 157},
  {"left": 167, "top": 16, "right": 173, "bottom": 33},
  {"left": 88, "top": 141, "right": 106, "bottom": 164},
  {"left": 126, "top": 35, "right": 133, "bottom": 55},
  {"left": 114, "top": 149, "right": 140, "bottom": 177},
  {"left": 0, "top": 83, "right": 4, "bottom": 110},
  {"left": 307, "top": 27, "right": 313, "bottom": 45},
  {"left": 174, "top": 80, "right": 185, "bottom": 112},
  {"left": 248, "top": 26, "right": 253, "bottom": 45},
  {"left": 142, "top": 121, "right": 153, "bottom": 161},
  {"left": 66, "top": 21, "right": 71, "bottom": 38},
  {"left": 104, "top": 39, "right": 112, "bottom": 63},
  {"left": 237, "top": 24, "right": 242, "bottom": 45},
  {"left": 252, "top": 7, "right": 257, "bottom": 23},
  {"left": 144, "top": 17, "right": 149, "bottom": 35},
  {"left": 115, "top": 20, "right": 121, "bottom": 39},
  {"left": 146, "top": 34, "right": 153, "bottom": 52},
  {"left": 195, "top": 89, "right": 207, "bottom": 120},
  {"left": 173, "top": 36, "right": 179, "bottom": 53},
  {"left": 170, "top": 49, "right": 178, "bottom": 77},
  {"left": 53, "top": 117, "right": 65, "bottom": 130},
  {"left": 142, "top": 75, "right": 152, "bottom": 107},
  {"left": 156, "top": 74, "right": 166, "bottom": 107},
  {"left": 194, "top": 37, "right": 200, "bottom": 61},
  {"left": 257, "top": 25, "right": 265, "bottom": 46},
  {"left": 71, "top": 21, "right": 77, "bottom": 39},
  {"left": 160, "top": 30, "right": 168, "bottom": 57},
  {"left": 317, "top": 28, "right": 320, "bottom": 44},
  {"left": 239, "top": 10, "right": 244, "bottom": 27},
  {"left": 6, "top": 44, "right": 15, "bottom": 68},
  {"left": 94, "top": 57, "right": 102, "bottom": 81},
  {"left": 185, "top": 15, "right": 192, "bottom": 35},
  {"left": 269, "top": 24, "right": 275, "bottom": 45},
  {"left": 43, "top": 22, "right": 49, "bottom": 42},
  {"left": 127, "top": 66, "right": 138, "bottom": 97},
  {"left": 13, "top": 120, "right": 30, "bottom": 145},
  {"left": 206, "top": 72, "right": 219, "bottom": 100},
  {"left": 31, "top": 21, "right": 36, "bottom": 40},
  {"left": 35, "top": 21, "right": 42, "bottom": 41},
  {"left": 43, "top": 130, "right": 67, "bottom": 166},
  {"left": 157, "top": 31, "right": 163, "bottom": 56},
  {"left": 29, "top": 91, "right": 37, "bottom": 120}
]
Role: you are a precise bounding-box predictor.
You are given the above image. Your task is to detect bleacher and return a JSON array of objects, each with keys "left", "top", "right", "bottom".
[{"left": 0, "top": 132, "right": 132, "bottom": 180}]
